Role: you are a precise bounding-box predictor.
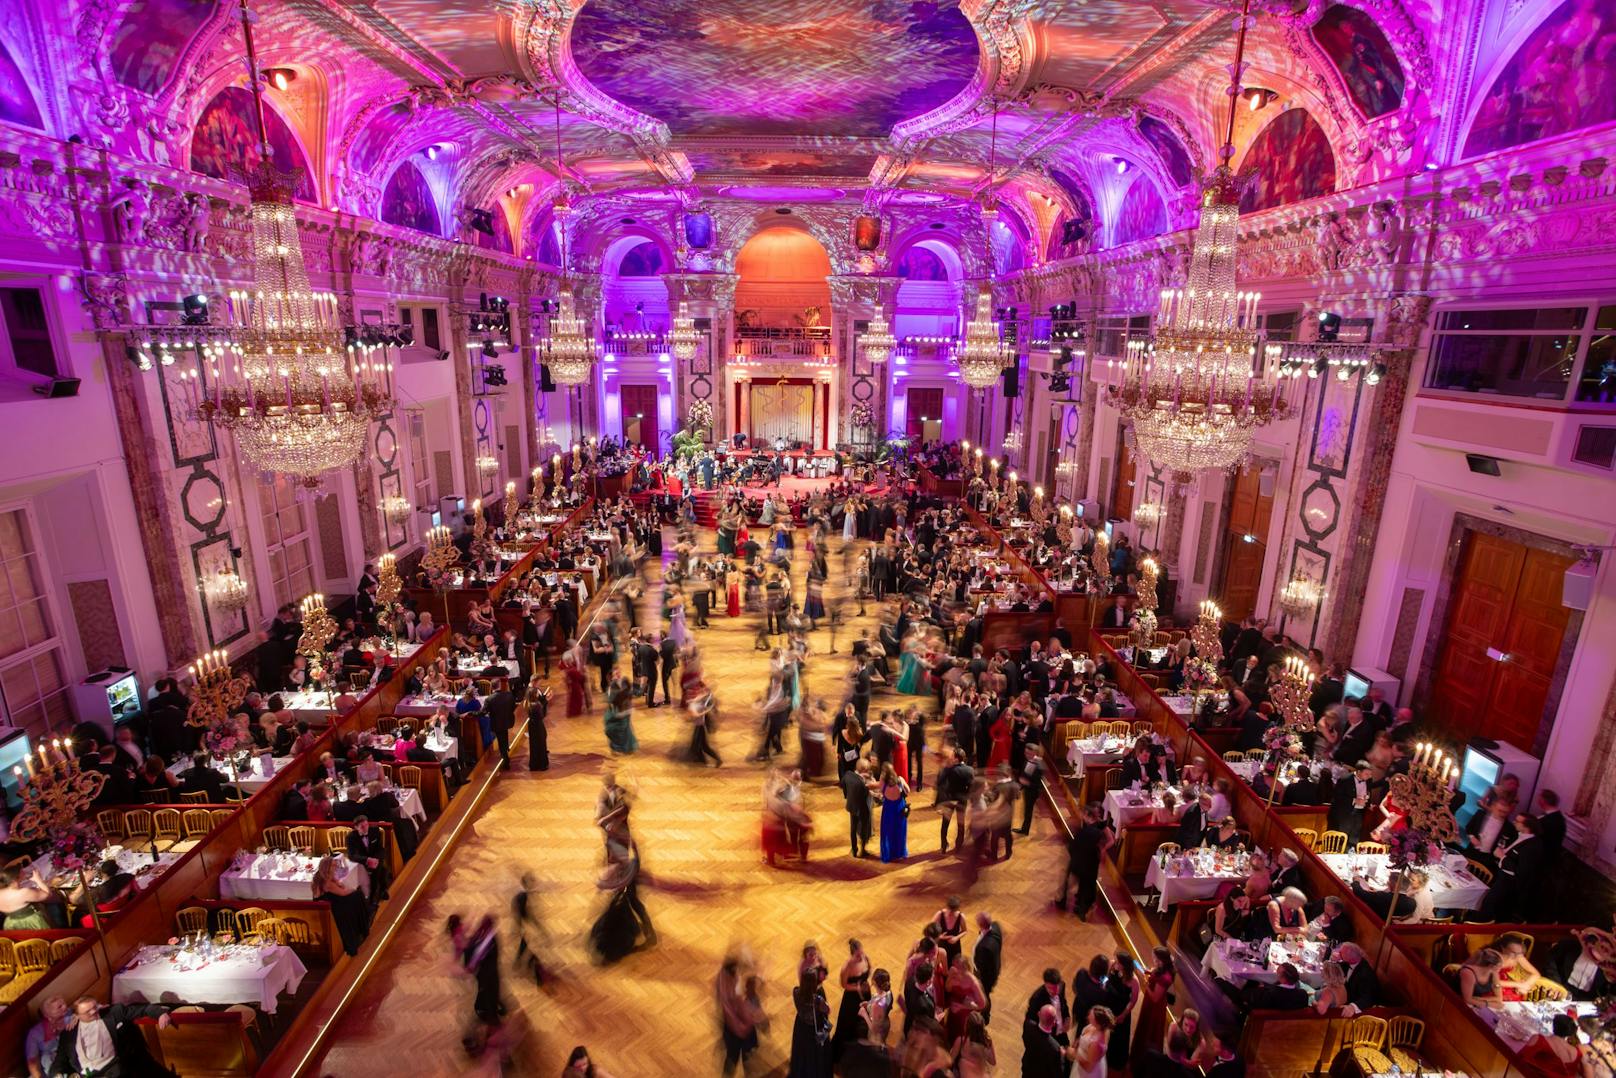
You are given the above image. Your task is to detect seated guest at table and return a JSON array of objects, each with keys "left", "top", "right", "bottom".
[
  {"left": 290, "top": 721, "right": 317, "bottom": 755},
  {"left": 1, "top": 863, "right": 63, "bottom": 929},
  {"left": 1270, "top": 849, "right": 1303, "bottom": 895},
  {"left": 178, "top": 752, "right": 226, "bottom": 803},
  {"left": 1244, "top": 962, "right": 1310, "bottom": 1013},
  {"left": 1242, "top": 851, "right": 1273, "bottom": 902},
  {"left": 1494, "top": 930, "right": 1544, "bottom": 997},
  {"left": 1120, "top": 741, "right": 1164, "bottom": 789},
  {"left": 1180, "top": 756, "right": 1210, "bottom": 788},
  {"left": 1307, "top": 896, "right": 1354, "bottom": 945},
  {"left": 1279, "top": 764, "right": 1323, "bottom": 806},
  {"left": 1248, "top": 762, "right": 1282, "bottom": 803},
  {"left": 315, "top": 751, "right": 350, "bottom": 787},
  {"left": 77, "top": 872, "right": 136, "bottom": 929},
  {"left": 1545, "top": 928, "right": 1616, "bottom": 1001},
  {"left": 1312, "top": 961, "right": 1351, "bottom": 1014},
  {"left": 1206, "top": 817, "right": 1243, "bottom": 850},
  {"left": 391, "top": 730, "right": 418, "bottom": 761},
  {"left": 1264, "top": 887, "right": 1308, "bottom": 936},
  {"left": 307, "top": 784, "right": 335, "bottom": 822},
  {"left": 1234, "top": 703, "right": 1276, "bottom": 753},
  {"left": 92, "top": 745, "right": 140, "bottom": 806},
  {"left": 281, "top": 780, "right": 311, "bottom": 821},
  {"left": 136, "top": 755, "right": 179, "bottom": 802},
  {"left": 1175, "top": 792, "right": 1214, "bottom": 849},
  {"left": 353, "top": 749, "right": 386, "bottom": 785},
  {"left": 314, "top": 855, "right": 371, "bottom": 956},
  {"left": 347, "top": 815, "right": 390, "bottom": 906},
  {"left": 1455, "top": 947, "right": 1505, "bottom": 1011},
  {"left": 1337, "top": 943, "right": 1378, "bottom": 1010},
  {"left": 51, "top": 995, "right": 172, "bottom": 1077},
  {"left": 1209, "top": 890, "right": 1256, "bottom": 945},
  {"left": 1351, "top": 868, "right": 1428, "bottom": 923},
  {"left": 1207, "top": 779, "right": 1234, "bottom": 822},
  {"left": 25, "top": 995, "right": 70, "bottom": 1078},
  {"left": 1520, "top": 1013, "right": 1598, "bottom": 1078}
]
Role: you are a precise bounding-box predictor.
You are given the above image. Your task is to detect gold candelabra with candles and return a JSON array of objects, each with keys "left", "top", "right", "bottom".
[
  {"left": 1388, "top": 741, "right": 1460, "bottom": 844},
  {"left": 1191, "top": 600, "right": 1224, "bottom": 665},
  {"left": 186, "top": 648, "right": 249, "bottom": 728},
  {"left": 422, "top": 525, "right": 462, "bottom": 629},
  {"left": 297, "top": 593, "right": 339, "bottom": 699},
  {"left": 1130, "top": 557, "right": 1160, "bottom": 648},
  {"left": 530, "top": 466, "right": 544, "bottom": 506},
  {"left": 9, "top": 738, "right": 105, "bottom": 844},
  {"left": 1271, "top": 654, "right": 1317, "bottom": 730},
  {"left": 375, "top": 553, "right": 402, "bottom": 608},
  {"left": 1056, "top": 504, "right": 1074, "bottom": 548}
]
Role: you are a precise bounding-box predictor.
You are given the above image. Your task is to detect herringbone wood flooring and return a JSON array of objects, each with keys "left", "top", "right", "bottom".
[{"left": 317, "top": 528, "right": 1122, "bottom": 1076}]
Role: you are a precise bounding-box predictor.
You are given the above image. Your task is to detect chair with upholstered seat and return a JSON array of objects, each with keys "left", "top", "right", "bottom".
[
  {"left": 212, "top": 908, "right": 239, "bottom": 943},
  {"left": 97, "top": 809, "right": 125, "bottom": 841},
  {"left": 1131, "top": 721, "right": 1154, "bottom": 737},
  {"left": 232, "top": 907, "right": 270, "bottom": 939},
  {"left": 152, "top": 808, "right": 183, "bottom": 850},
  {"left": 1317, "top": 830, "right": 1349, "bottom": 854},
  {"left": 1344, "top": 1014, "right": 1387, "bottom": 1050},
  {"left": 399, "top": 765, "right": 422, "bottom": 789},
  {"left": 325, "top": 825, "right": 353, "bottom": 857},
  {"left": 49, "top": 937, "right": 80, "bottom": 964},
  {"left": 14, "top": 938, "right": 49, "bottom": 976},
  {"left": 122, "top": 808, "right": 154, "bottom": 842},
  {"left": 183, "top": 809, "right": 215, "bottom": 842},
  {"left": 241, "top": 916, "right": 285, "bottom": 945},
  {"left": 179, "top": 789, "right": 211, "bottom": 804},
  {"left": 1385, "top": 1015, "right": 1425, "bottom": 1073}
]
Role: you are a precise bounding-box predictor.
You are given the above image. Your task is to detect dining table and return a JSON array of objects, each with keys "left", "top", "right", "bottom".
[
  {"left": 167, "top": 752, "right": 294, "bottom": 796},
  {"left": 33, "top": 844, "right": 184, "bottom": 892},
  {"left": 1486, "top": 1000, "right": 1601, "bottom": 1051},
  {"left": 1104, "top": 785, "right": 1191, "bottom": 832},
  {"left": 1317, "top": 852, "right": 1491, "bottom": 911},
  {"left": 218, "top": 849, "right": 369, "bottom": 902},
  {"left": 112, "top": 942, "right": 309, "bottom": 1014},
  {"left": 1205, "top": 938, "right": 1331, "bottom": 989},
  {"left": 1143, "top": 847, "right": 1252, "bottom": 908},
  {"left": 334, "top": 781, "right": 426, "bottom": 826}
]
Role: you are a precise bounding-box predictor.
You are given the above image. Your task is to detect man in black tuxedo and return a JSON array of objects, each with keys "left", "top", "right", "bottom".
[
  {"left": 841, "top": 758, "right": 874, "bottom": 858},
  {"left": 1175, "top": 791, "right": 1213, "bottom": 848},
  {"left": 1059, "top": 803, "right": 1112, "bottom": 920},
  {"left": 1482, "top": 813, "right": 1545, "bottom": 921},
  {"left": 1271, "top": 848, "right": 1303, "bottom": 894},
  {"left": 1022, "top": 1005, "right": 1069, "bottom": 1078},
  {"left": 483, "top": 678, "right": 517, "bottom": 770},
  {"left": 972, "top": 912, "right": 1003, "bottom": 1017},
  {"left": 51, "top": 996, "right": 173, "bottom": 1077},
  {"left": 280, "top": 780, "right": 311, "bottom": 821},
  {"left": 1339, "top": 943, "right": 1379, "bottom": 1009},
  {"left": 630, "top": 631, "right": 656, "bottom": 703},
  {"left": 1023, "top": 969, "right": 1071, "bottom": 1060},
  {"left": 1245, "top": 962, "right": 1311, "bottom": 1012},
  {"left": 1119, "top": 741, "right": 1163, "bottom": 788},
  {"left": 901, "top": 961, "right": 941, "bottom": 1036},
  {"left": 950, "top": 700, "right": 978, "bottom": 766},
  {"left": 1545, "top": 930, "right": 1616, "bottom": 1000},
  {"left": 346, "top": 815, "right": 390, "bottom": 907},
  {"left": 1280, "top": 763, "right": 1323, "bottom": 806},
  {"left": 1535, "top": 789, "right": 1567, "bottom": 866},
  {"left": 178, "top": 753, "right": 226, "bottom": 803},
  {"left": 1331, "top": 707, "right": 1376, "bottom": 766},
  {"left": 658, "top": 632, "right": 678, "bottom": 707},
  {"left": 1328, "top": 762, "right": 1384, "bottom": 846},
  {"left": 1353, "top": 868, "right": 1424, "bottom": 921}
]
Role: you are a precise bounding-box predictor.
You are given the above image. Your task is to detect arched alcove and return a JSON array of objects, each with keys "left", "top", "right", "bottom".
[
  {"left": 189, "top": 86, "right": 315, "bottom": 202},
  {"left": 601, "top": 234, "right": 674, "bottom": 335},
  {"left": 732, "top": 225, "right": 833, "bottom": 329}
]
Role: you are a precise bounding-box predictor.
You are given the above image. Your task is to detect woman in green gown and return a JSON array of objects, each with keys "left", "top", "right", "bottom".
[{"left": 602, "top": 672, "right": 639, "bottom": 755}]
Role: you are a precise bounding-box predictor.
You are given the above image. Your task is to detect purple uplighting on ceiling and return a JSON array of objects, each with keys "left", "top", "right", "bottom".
[
  {"left": 568, "top": 0, "right": 981, "bottom": 137},
  {"left": 721, "top": 185, "right": 846, "bottom": 202}
]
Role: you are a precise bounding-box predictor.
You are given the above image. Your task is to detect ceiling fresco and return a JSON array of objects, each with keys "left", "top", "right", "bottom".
[
  {"left": 568, "top": 0, "right": 981, "bottom": 137},
  {"left": 683, "top": 148, "right": 879, "bottom": 178}
]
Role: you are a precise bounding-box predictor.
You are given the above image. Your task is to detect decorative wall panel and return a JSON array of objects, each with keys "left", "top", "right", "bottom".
[{"left": 67, "top": 580, "right": 126, "bottom": 672}]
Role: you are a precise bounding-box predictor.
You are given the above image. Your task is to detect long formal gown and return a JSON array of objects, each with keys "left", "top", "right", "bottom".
[
  {"left": 603, "top": 690, "right": 638, "bottom": 754},
  {"left": 1075, "top": 1026, "right": 1109, "bottom": 1078},
  {"left": 564, "top": 656, "right": 588, "bottom": 717},
  {"left": 320, "top": 887, "right": 372, "bottom": 956},
  {"left": 879, "top": 781, "right": 908, "bottom": 862},
  {"left": 789, "top": 985, "right": 832, "bottom": 1078},
  {"left": 1131, "top": 970, "right": 1172, "bottom": 1072},
  {"left": 895, "top": 646, "right": 921, "bottom": 695},
  {"left": 830, "top": 967, "right": 870, "bottom": 1059}
]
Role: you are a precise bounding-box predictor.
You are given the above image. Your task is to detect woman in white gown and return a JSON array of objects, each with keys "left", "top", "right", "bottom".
[{"left": 1074, "top": 1005, "right": 1115, "bottom": 1078}]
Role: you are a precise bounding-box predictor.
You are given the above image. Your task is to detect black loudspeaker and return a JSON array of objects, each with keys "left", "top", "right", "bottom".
[
  {"left": 1465, "top": 453, "right": 1502, "bottom": 476},
  {"left": 32, "top": 378, "right": 81, "bottom": 398},
  {"left": 1002, "top": 363, "right": 1019, "bottom": 399},
  {"left": 539, "top": 364, "right": 556, "bottom": 393}
]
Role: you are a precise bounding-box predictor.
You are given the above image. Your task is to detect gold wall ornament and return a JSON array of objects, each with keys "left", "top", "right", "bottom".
[
  {"left": 1090, "top": 529, "right": 1112, "bottom": 595},
  {"left": 9, "top": 739, "right": 106, "bottom": 844},
  {"left": 186, "top": 648, "right": 250, "bottom": 727},
  {"left": 1387, "top": 741, "right": 1460, "bottom": 844}
]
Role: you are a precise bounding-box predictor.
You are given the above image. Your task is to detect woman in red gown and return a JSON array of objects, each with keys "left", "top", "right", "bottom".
[
  {"left": 563, "top": 649, "right": 590, "bottom": 717},
  {"left": 987, "top": 711, "right": 1012, "bottom": 771}
]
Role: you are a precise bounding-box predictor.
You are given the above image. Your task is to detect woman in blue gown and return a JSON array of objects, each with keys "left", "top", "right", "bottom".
[{"left": 878, "top": 765, "right": 909, "bottom": 862}]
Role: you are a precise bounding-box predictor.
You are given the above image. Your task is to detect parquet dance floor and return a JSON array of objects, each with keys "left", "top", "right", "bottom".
[{"left": 318, "top": 526, "right": 1122, "bottom": 1076}]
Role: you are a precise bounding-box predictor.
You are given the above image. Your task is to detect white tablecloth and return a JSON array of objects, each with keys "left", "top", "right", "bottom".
[
  {"left": 1488, "top": 1001, "right": 1600, "bottom": 1051},
  {"left": 1318, "top": 852, "right": 1490, "bottom": 911},
  {"left": 1143, "top": 850, "right": 1250, "bottom": 908},
  {"left": 336, "top": 784, "right": 426, "bottom": 826},
  {"left": 113, "top": 943, "right": 308, "bottom": 1014},
  {"left": 1064, "top": 737, "right": 1128, "bottom": 775},
  {"left": 33, "top": 844, "right": 182, "bottom": 891},
  {"left": 168, "top": 753, "right": 293, "bottom": 794},
  {"left": 1206, "top": 939, "right": 1330, "bottom": 989},
  {"left": 1104, "top": 787, "right": 1187, "bottom": 832},
  {"left": 279, "top": 690, "right": 343, "bottom": 720},
  {"left": 394, "top": 694, "right": 476, "bottom": 718},
  {"left": 219, "top": 852, "right": 368, "bottom": 902}
]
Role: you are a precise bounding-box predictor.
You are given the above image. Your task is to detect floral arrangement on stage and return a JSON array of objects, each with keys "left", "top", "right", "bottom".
[
  {"left": 1181, "top": 658, "right": 1219, "bottom": 694},
  {"left": 1386, "top": 825, "right": 1438, "bottom": 869},
  {"left": 687, "top": 398, "right": 714, "bottom": 432},
  {"left": 850, "top": 401, "right": 875, "bottom": 431},
  {"left": 49, "top": 821, "right": 105, "bottom": 874}
]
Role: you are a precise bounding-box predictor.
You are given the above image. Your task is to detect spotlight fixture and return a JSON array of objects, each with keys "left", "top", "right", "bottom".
[
  {"left": 1366, "top": 362, "right": 1387, "bottom": 386},
  {"left": 1245, "top": 87, "right": 1278, "bottom": 111},
  {"left": 263, "top": 68, "right": 295, "bottom": 92},
  {"left": 1113, "top": 157, "right": 1129, "bottom": 174},
  {"left": 1317, "top": 310, "right": 1342, "bottom": 342},
  {"left": 480, "top": 340, "right": 499, "bottom": 359},
  {"left": 426, "top": 145, "right": 439, "bottom": 161},
  {"left": 181, "top": 293, "right": 210, "bottom": 326},
  {"left": 1309, "top": 357, "right": 1328, "bottom": 379}
]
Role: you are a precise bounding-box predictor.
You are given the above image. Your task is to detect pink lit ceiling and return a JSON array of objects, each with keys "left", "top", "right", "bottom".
[{"left": 73, "top": 0, "right": 1616, "bottom": 258}]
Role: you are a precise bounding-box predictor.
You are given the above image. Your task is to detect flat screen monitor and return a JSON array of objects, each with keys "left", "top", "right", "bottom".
[
  {"left": 0, "top": 729, "right": 32, "bottom": 808},
  {"left": 105, "top": 672, "right": 142, "bottom": 723},
  {"left": 1343, "top": 668, "right": 1373, "bottom": 700}
]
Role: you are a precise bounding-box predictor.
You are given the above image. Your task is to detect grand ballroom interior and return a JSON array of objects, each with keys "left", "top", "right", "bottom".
[{"left": 0, "top": 0, "right": 1614, "bottom": 1075}]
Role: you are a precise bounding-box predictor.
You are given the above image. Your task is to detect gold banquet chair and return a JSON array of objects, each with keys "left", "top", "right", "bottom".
[
  {"left": 1354, "top": 841, "right": 1389, "bottom": 855},
  {"left": 183, "top": 809, "right": 216, "bottom": 842},
  {"left": 152, "top": 808, "right": 184, "bottom": 851},
  {"left": 1317, "top": 830, "right": 1349, "bottom": 855},
  {"left": 1291, "top": 828, "right": 1318, "bottom": 851},
  {"left": 49, "top": 937, "right": 81, "bottom": 964},
  {"left": 262, "top": 825, "right": 290, "bottom": 851},
  {"left": 287, "top": 826, "right": 317, "bottom": 853},
  {"left": 1344, "top": 1014, "right": 1387, "bottom": 1051},
  {"left": 1386, "top": 1016, "right": 1425, "bottom": 1074},
  {"left": 175, "top": 906, "right": 210, "bottom": 937},
  {"left": 232, "top": 907, "right": 272, "bottom": 938}
]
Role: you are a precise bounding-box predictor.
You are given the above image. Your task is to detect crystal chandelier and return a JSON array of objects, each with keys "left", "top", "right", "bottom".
[
  {"left": 196, "top": 5, "right": 392, "bottom": 489},
  {"left": 1277, "top": 570, "right": 1324, "bottom": 620},
  {"left": 1132, "top": 502, "right": 1165, "bottom": 529},
  {"left": 1104, "top": 0, "right": 1287, "bottom": 474},
  {"left": 957, "top": 289, "right": 1007, "bottom": 389},
  {"left": 547, "top": 284, "right": 595, "bottom": 385},
  {"left": 669, "top": 301, "right": 700, "bottom": 361},
  {"left": 201, "top": 568, "right": 250, "bottom": 614},
  {"left": 476, "top": 454, "right": 500, "bottom": 478},
  {"left": 381, "top": 496, "right": 413, "bottom": 527},
  {"left": 861, "top": 308, "right": 895, "bottom": 365}
]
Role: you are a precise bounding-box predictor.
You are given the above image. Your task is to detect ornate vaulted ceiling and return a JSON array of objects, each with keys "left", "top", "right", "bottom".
[{"left": 100, "top": 0, "right": 1455, "bottom": 260}]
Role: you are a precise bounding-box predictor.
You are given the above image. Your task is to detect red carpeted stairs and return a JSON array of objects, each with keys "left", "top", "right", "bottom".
[{"left": 627, "top": 489, "right": 723, "bottom": 526}]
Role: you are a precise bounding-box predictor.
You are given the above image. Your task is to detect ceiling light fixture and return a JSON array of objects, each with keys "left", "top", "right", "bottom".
[
  {"left": 544, "top": 93, "right": 594, "bottom": 386},
  {"left": 955, "top": 97, "right": 1009, "bottom": 390}
]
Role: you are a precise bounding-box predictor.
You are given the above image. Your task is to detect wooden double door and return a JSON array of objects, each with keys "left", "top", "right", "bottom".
[
  {"left": 1427, "top": 531, "right": 1575, "bottom": 752},
  {"left": 1215, "top": 460, "right": 1274, "bottom": 623}
]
